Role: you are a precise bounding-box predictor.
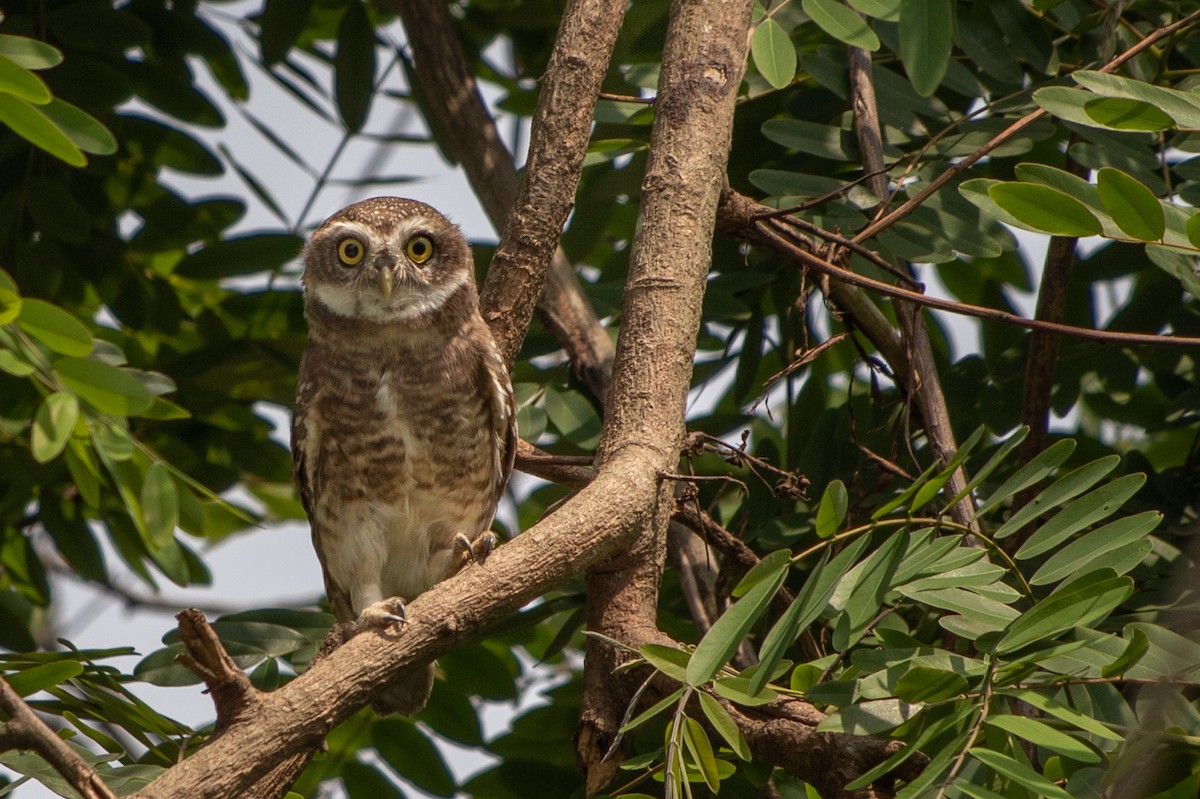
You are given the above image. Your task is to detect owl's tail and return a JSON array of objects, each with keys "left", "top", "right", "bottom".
[{"left": 371, "top": 662, "right": 435, "bottom": 716}]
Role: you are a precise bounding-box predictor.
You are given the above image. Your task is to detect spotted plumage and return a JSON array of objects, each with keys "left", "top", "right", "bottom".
[{"left": 292, "top": 198, "right": 516, "bottom": 714}]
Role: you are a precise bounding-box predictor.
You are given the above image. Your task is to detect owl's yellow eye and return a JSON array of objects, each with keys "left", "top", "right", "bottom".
[
  {"left": 405, "top": 234, "right": 434, "bottom": 264},
  {"left": 337, "top": 238, "right": 365, "bottom": 266}
]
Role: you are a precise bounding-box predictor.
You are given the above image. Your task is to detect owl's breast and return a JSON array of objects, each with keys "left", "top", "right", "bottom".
[{"left": 308, "top": 362, "right": 500, "bottom": 603}]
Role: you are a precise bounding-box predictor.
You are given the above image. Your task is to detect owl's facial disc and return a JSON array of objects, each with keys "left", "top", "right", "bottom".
[{"left": 308, "top": 219, "right": 468, "bottom": 323}]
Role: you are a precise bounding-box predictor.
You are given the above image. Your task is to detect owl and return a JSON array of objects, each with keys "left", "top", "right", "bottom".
[{"left": 291, "top": 197, "right": 516, "bottom": 715}]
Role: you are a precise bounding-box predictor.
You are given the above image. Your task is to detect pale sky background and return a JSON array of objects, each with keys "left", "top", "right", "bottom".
[{"left": 5, "top": 4, "right": 1134, "bottom": 796}]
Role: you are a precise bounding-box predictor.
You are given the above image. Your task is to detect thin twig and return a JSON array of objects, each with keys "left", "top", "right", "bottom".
[
  {"left": 851, "top": 8, "right": 1200, "bottom": 244},
  {"left": 746, "top": 210, "right": 1200, "bottom": 348}
]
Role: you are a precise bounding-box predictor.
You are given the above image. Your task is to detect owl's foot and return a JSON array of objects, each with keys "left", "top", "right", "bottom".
[
  {"left": 356, "top": 597, "right": 408, "bottom": 628},
  {"left": 447, "top": 531, "right": 497, "bottom": 578}
]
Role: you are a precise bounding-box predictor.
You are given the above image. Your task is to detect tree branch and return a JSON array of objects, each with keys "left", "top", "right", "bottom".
[
  {"left": 391, "top": 0, "right": 618, "bottom": 400},
  {"left": 575, "top": 0, "right": 754, "bottom": 791},
  {"left": 717, "top": 192, "right": 1200, "bottom": 349},
  {"left": 0, "top": 677, "right": 117, "bottom": 799},
  {"left": 847, "top": 44, "right": 979, "bottom": 533}
]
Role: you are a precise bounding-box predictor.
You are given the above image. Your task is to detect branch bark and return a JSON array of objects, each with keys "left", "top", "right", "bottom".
[{"left": 575, "top": 0, "right": 753, "bottom": 791}]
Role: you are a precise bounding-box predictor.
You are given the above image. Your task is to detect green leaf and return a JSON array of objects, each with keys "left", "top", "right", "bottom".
[
  {"left": 687, "top": 558, "right": 787, "bottom": 685},
  {"left": 974, "top": 439, "right": 1074, "bottom": 519},
  {"left": 761, "top": 119, "right": 857, "bottom": 160},
  {"left": 141, "top": 463, "right": 179, "bottom": 548},
  {"left": 697, "top": 692, "right": 750, "bottom": 760},
  {"left": 904, "top": 586, "right": 1018, "bottom": 633},
  {"left": 175, "top": 233, "right": 304, "bottom": 279},
  {"left": 802, "top": 0, "right": 881, "bottom": 50},
  {"left": 0, "top": 283, "right": 22, "bottom": 325},
  {"left": 0, "top": 35, "right": 63, "bottom": 69},
  {"left": 1073, "top": 70, "right": 1200, "bottom": 129},
  {"left": 833, "top": 529, "right": 909, "bottom": 650},
  {"left": 17, "top": 298, "right": 93, "bottom": 356},
  {"left": 1188, "top": 213, "right": 1200, "bottom": 249},
  {"left": 1101, "top": 627, "right": 1149, "bottom": 678},
  {"left": 40, "top": 99, "right": 117, "bottom": 156},
  {"left": 56, "top": 358, "right": 154, "bottom": 416},
  {"left": 848, "top": 0, "right": 900, "bottom": 21},
  {"left": 893, "top": 666, "right": 968, "bottom": 703},
  {"left": 1015, "top": 473, "right": 1147, "bottom": 560},
  {"left": 815, "top": 479, "right": 848, "bottom": 538},
  {"left": 751, "top": 536, "right": 871, "bottom": 694},
  {"left": 817, "top": 698, "right": 918, "bottom": 734},
  {"left": 542, "top": 386, "right": 602, "bottom": 450},
  {"left": 334, "top": 0, "right": 375, "bottom": 132},
  {"left": 0, "top": 54, "right": 51, "bottom": 104},
  {"left": 640, "top": 643, "right": 691, "bottom": 683},
  {"left": 1096, "top": 168, "right": 1164, "bottom": 241},
  {"left": 1083, "top": 97, "right": 1175, "bottom": 132},
  {"left": 1002, "top": 688, "right": 1123, "bottom": 741},
  {"left": 996, "top": 572, "right": 1133, "bottom": 655},
  {"left": 968, "top": 747, "right": 1072, "bottom": 798},
  {"left": 942, "top": 428, "right": 1028, "bottom": 513},
  {"left": 732, "top": 549, "right": 791, "bottom": 597},
  {"left": 899, "top": 0, "right": 952, "bottom": 96},
  {"left": 1030, "top": 511, "right": 1160, "bottom": 586},
  {"left": 0, "top": 93, "right": 85, "bottom": 166},
  {"left": 373, "top": 718, "right": 457, "bottom": 797},
  {"left": 751, "top": 18, "right": 797, "bottom": 90},
  {"left": 993, "top": 454, "right": 1118, "bottom": 539},
  {"left": 133, "top": 644, "right": 198, "bottom": 686},
  {"left": 341, "top": 762, "right": 405, "bottom": 799},
  {"left": 619, "top": 686, "right": 685, "bottom": 733},
  {"left": 260, "top": 0, "right": 314, "bottom": 64},
  {"left": 4, "top": 660, "right": 84, "bottom": 696},
  {"left": 32, "top": 392, "right": 79, "bottom": 464},
  {"left": 872, "top": 462, "right": 938, "bottom": 520},
  {"left": 713, "top": 675, "right": 777, "bottom": 706},
  {"left": 682, "top": 716, "right": 720, "bottom": 792},
  {"left": 987, "top": 183, "right": 1102, "bottom": 237},
  {"left": 985, "top": 715, "right": 1099, "bottom": 763}
]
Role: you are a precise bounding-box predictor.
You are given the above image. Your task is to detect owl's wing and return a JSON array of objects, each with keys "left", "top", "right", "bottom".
[
  {"left": 481, "top": 342, "right": 517, "bottom": 516},
  {"left": 291, "top": 352, "right": 321, "bottom": 523},
  {"left": 292, "top": 352, "right": 356, "bottom": 621}
]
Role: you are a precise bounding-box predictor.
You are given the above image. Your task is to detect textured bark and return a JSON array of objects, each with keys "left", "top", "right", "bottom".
[{"left": 576, "top": 0, "right": 754, "bottom": 792}]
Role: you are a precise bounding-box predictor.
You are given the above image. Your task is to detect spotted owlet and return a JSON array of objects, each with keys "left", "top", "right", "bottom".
[{"left": 291, "top": 197, "right": 516, "bottom": 715}]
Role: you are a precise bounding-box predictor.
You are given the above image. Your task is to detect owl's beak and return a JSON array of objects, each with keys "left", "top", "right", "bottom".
[{"left": 377, "top": 265, "right": 395, "bottom": 299}]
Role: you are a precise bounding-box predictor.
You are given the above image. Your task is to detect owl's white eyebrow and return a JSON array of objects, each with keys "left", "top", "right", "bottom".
[{"left": 318, "top": 221, "right": 377, "bottom": 242}]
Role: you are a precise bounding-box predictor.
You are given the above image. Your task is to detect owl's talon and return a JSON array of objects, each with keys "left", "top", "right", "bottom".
[
  {"left": 357, "top": 597, "right": 408, "bottom": 629},
  {"left": 447, "top": 531, "right": 498, "bottom": 579}
]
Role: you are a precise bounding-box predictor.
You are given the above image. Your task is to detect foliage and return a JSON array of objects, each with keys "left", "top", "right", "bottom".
[{"left": 1, "top": 0, "right": 1199, "bottom": 798}]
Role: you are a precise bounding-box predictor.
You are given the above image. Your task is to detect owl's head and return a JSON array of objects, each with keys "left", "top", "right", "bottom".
[{"left": 302, "top": 197, "right": 474, "bottom": 325}]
